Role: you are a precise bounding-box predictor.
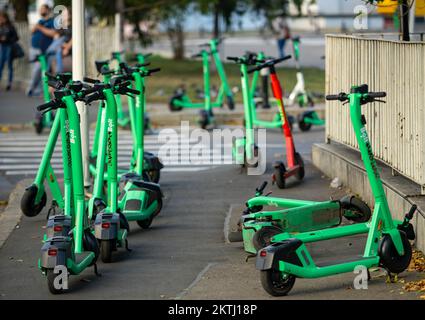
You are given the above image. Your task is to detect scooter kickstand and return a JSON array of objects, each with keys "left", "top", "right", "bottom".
[
  {"left": 125, "top": 239, "right": 132, "bottom": 252},
  {"left": 245, "top": 254, "right": 256, "bottom": 262},
  {"left": 94, "top": 263, "right": 102, "bottom": 277}
]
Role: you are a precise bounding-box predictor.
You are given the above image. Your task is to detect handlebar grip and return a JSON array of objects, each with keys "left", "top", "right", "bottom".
[
  {"left": 126, "top": 88, "right": 140, "bottom": 95},
  {"left": 84, "top": 92, "right": 103, "bottom": 104},
  {"left": 274, "top": 55, "right": 292, "bottom": 64},
  {"left": 369, "top": 92, "right": 386, "bottom": 98},
  {"left": 83, "top": 77, "right": 100, "bottom": 84},
  {"left": 226, "top": 56, "right": 239, "bottom": 62},
  {"left": 256, "top": 181, "right": 268, "bottom": 193},
  {"left": 37, "top": 99, "right": 58, "bottom": 112},
  {"left": 247, "top": 66, "right": 261, "bottom": 74},
  {"left": 136, "top": 62, "right": 150, "bottom": 68},
  {"left": 406, "top": 204, "right": 417, "bottom": 220},
  {"left": 147, "top": 67, "right": 161, "bottom": 74},
  {"left": 142, "top": 53, "right": 152, "bottom": 59},
  {"left": 325, "top": 94, "right": 341, "bottom": 101}
]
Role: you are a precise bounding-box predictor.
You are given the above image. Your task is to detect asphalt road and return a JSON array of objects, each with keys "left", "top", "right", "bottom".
[
  {"left": 0, "top": 127, "right": 422, "bottom": 299},
  {"left": 144, "top": 35, "right": 326, "bottom": 69}
]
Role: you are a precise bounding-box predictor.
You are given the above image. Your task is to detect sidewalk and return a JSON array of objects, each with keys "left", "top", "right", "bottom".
[{"left": 0, "top": 90, "right": 325, "bottom": 130}]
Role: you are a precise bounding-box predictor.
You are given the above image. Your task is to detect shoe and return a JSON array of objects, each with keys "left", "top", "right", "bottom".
[
  {"left": 26, "top": 89, "right": 33, "bottom": 97},
  {"left": 6, "top": 84, "right": 11, "bottom": 91}
]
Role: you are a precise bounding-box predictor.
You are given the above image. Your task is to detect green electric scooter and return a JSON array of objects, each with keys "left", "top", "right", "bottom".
[
  {"left": 21, "top": 73, "right": 74, "bottom": 218},
  {"left": 33, "top": 53, "right": 54, "bottom": 134},
  {"left": 227, "top": 53, "right": 264, "bottom": 168},
  {"left": 36, "top": 84, "right": 103, "bottom": 294},
  {"left": 169, "top": 38, "right": 235, "bottom": 129},
  {"left": 256, "top": 85, "right": 416, "bottom": 296},
  {"left": 90, "top": 60, "right": 163, "bottom": 183},
  {"left": 240, "top": 181, "right": 371, "bottom": 254}
]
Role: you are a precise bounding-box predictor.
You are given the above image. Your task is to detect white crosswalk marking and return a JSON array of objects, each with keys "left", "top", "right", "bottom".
[{"left": 0, "top": 131, "right": 235, "bottom": 177}]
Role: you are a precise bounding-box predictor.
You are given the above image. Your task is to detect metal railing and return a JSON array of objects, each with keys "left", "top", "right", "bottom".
[
  {"left": 12, "top": 23, "right": 116, "bottom": 85},
  {"left": 325, "top": 34, "right": 425, "bottom": 193}
]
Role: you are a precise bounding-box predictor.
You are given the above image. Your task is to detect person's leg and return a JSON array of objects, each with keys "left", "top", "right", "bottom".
[
  {"left": 277, "top": 38, "right": 286, "bottom": 58},
  {"left": 46, "top": 37, "right": 65, "bottom": 73},
  {"left": 6, "top": 45, "right": 13, "bottom": 89},
  {"left": 27, "top": 47, "right": 42, "bottom": 95},
  {"left": 0, "top": 45, "right": 6, "bottom": 84}
]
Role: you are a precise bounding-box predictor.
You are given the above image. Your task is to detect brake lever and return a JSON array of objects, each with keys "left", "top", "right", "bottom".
[
  {"left": 374, "top": 99, "right": 386, "bottom": 103},
  {"left": 264, "top": 191, "right": 273, "bottom": 197}
]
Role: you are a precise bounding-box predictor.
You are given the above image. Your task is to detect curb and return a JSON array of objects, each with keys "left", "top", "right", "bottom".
[{"left": 0, "top": 179, "right": 31, "bottom": 249}]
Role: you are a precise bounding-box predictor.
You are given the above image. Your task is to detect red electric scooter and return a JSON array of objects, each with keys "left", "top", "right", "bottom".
[{"left": 248, "top": 56, "right": 305, "bottom": 188}]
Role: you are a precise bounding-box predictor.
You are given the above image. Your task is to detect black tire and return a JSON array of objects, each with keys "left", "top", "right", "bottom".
[
  {"left": 169, "top": 95, "right": 184, "bottom": 112},
  {"left": 340, "top": 196, "right": 371, "bottom": 223},
  {"left": 153, "top": 197, "right": 163, "bottom": 217},
  {"left": 260, "top": 270, "right": 296, "bottom": 297},
  {"left": 298, "top": 112, "right": 313, "bottom": 132},
  {"left": 100, "top": 239, "right": 114, "bottom": 263},
  {"left": 253, "top": 226, "right": 283, "bottom": 251},
  {"left": 21, "top": 185, "right": 47, "bottom": 217},
  {"left": 137, "top": 215, "right": 153, "bottom": 229},
  {"left": 83, "top": 229, "right": 100, "bottom": 265},
  {"left": 147, "top": 169, "right": 160, "bottom": 183},
  {"left": 294, "top": 152, "right": 305, "bottom": 180},
  {"left": 47, "top": 269, "right": 66, "bottom": 294},
  {"left": 198, "top": 110, "right": 210, "bottom": 129},
  {"left": 379, "top": 231, "right": 412, "bottom": 274},
  {"left": 34, "top": 113, "right": 43, "bottom": 134},
  {"left": 227, "top": 95, "right": 235, "bottom": 110},
  {"left": 274, "top": 162, "right": 286, "bottom": 189}
]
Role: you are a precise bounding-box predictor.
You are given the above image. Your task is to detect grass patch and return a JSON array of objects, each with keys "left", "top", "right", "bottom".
[{"left": 135, "top": 55, "right": 325, "bottom": 104}]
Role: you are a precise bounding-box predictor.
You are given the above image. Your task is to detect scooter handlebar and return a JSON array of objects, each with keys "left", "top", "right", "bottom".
[
  {"left": 406, "top": 204, "right": 417, "bottom": 220},
  {"left": 369, "top": 91, "right": 386, "bottom": 98},
  {"left": 325, "top": 93, "right": 348, "bottom": 101},
  {"left": 247, "top": 55, "right": 292, "bottom": 73},
  {"left": 37, "top": 99, "right": 61, "bottom": 112},
  {"left": 147, "top": 67, "right": 161, "bottom": 75},
  {"left": 83, "top": 76, "right": 100, "bottom": 84}
]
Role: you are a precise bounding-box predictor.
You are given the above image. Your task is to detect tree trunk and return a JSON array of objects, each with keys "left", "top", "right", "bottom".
[
  {"left": 213, "top": 3, "right": 220, "bottom": 39},
  {"left": 11, "top": 0, "right": 30, "bottom": 22},
  {"left": 399, "top": 0, "right": 410, "bottom": 41},
  {"left": 167, "top": 21, "right": 185, "bottom": 60}
]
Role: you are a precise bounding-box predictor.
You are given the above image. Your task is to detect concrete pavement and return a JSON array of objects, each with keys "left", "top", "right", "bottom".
[{"left": 0, "top": 128, "right": 422, "bottom": 299}]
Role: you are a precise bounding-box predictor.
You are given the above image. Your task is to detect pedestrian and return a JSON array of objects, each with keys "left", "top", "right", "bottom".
[
  {"left": 272, "top": 15, "right": 291, "bottom": 59},
  {"left": 0, "top": 11, "right": 18, "bottom": 91},
  {"left": 27, "top": 4, "right": 54, "bottom": 97},
  {"left": 39, "top": 7, "right": 72, "bottom": 74}
]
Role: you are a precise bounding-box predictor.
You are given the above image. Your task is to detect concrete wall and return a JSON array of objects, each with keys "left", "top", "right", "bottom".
[{"left": 313, "top": 142, "right": 425, "bottom": 253}]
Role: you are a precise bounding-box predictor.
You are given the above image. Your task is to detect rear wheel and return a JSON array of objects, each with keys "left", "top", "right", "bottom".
[
  {"left": 147, "top": 169, "right": 161, "bottom": 183},
  {"left": 274, "top": 162, "right": 286, "bottom": 189},
  {"left": 47, "top": 269, "right": 67, "bottom": 294},
  {"left": 253, "top": 226, "right": 283, "bottom": 251},
  {"left": 100, "top": 239, "right": 115, "bottom": 263},
  {"left": 137, "top": 215, "right": 153, "bottom": 229},
  {"left": 294, "top": 152, "right": 305, "bottom": 180},
  {"left": 260, "top": 270, "right": 296, "bottom": 296}
]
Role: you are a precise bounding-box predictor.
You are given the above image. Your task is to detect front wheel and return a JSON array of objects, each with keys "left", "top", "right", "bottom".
[
  {"left": 260, "top": 270, "right": 296, "bottom": 296},
  {"left": 227, "top": 95, "right": 235, "bottom": 110},
  {"left": 169, "top": 94, "right": 184, "bottom": 112},
  {"left": 253, "top": 226, "right": 282, "bottom": 251},
  {"left": 298, "top": 112, "right": 313, "bottom": 132},
  {"left": 379, "top": 231, "right": 412, "bottom": 274},
  {"left": 21, "top": 185, "right": 47, "bottom": 217}
]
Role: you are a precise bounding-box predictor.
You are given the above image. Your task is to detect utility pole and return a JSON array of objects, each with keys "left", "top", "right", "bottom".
[
  {"left": 72, "top": 0, "right": 90, "bottom": 187},
  {"left": 115, "top": 0, "right": 125, "bottom": 52}
]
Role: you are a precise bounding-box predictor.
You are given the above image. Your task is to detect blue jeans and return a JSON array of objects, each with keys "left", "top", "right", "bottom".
[
  {"left": 46, "top": 37, "right": 66, "bottom": 73},
  {"left": 277, "top": 38, "right": 287, "bottom": 59},
  {"left": 0, "top": 44, "right": 13, "bottom": 85}
]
